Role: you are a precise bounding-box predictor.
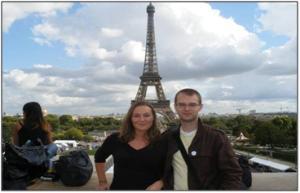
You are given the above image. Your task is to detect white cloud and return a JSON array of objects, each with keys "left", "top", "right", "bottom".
[
  {"left": 119, "top": 40, "right": 145, "bottom": 63},
  {"left": 3, "top": 2, "right": 73, "bottom": 32},
  {"left": 101, "top": 27, "right": 123, "bottom": 38},
  {"left": 221, "top": 85, "right": 234, "bottom": 90},
  {"left": 33, "top": 64, "right": 53, "bottom": 69},
  {"left": 32, "top": 22, "right": 60, "bottom": 38},
  {"left": 3, "top": 67, "right": 136, "bottom": 115},
  {"left": 258, "top": 39, "right": 296, "bottom": 75},
  {"left": 32, "top": 37, "right": 52, "bottom": 46},
  {"left": 153, "top": 3, "right": 264, "bottom": 81},
  {"left": 4, "top": 69, "right": 44, "bottom": 89},
  {"left": 158, "top": 3, "right": 262, "bottom": 55},
  {"left": 82, "top": 41, "right": 117, "bottom": 60},
  {"left": 257, "top": 2, "right": 297, "bottom": 38},
  {"left": 40, "top": 93, "right": 87, "bottom": 106},
  {"left": 65, "top": 47, "right": 77, "bottom": 57}
]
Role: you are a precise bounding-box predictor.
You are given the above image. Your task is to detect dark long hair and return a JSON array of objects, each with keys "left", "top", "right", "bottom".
[
  {"left": 22, "top": 102, "right": 52, "bottom": 141},
  {"left": 119, "top": 101, "right": 160, "bottom": 143}
]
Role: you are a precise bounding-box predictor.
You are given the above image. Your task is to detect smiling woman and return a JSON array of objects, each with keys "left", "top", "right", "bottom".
[{"left": 94, "top": 101, "right": 166, "bottom": 190}]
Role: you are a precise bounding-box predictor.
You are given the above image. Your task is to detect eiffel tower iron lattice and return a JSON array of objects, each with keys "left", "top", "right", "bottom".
[{"left": 132, "top": 3, "right": 176, "bottom": 122}]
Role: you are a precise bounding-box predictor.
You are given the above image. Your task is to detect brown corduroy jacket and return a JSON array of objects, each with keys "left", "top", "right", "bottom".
[{"left": 162, "top": 118, "right": 242, "bottom": 190}]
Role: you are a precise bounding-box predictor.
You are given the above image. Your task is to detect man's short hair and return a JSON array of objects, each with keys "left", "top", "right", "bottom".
[{"left": 175, "top": 88, "right": 202, "bottom": 105}]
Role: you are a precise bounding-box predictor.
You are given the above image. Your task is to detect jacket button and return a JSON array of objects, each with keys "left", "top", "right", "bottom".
[{"left": 191, "top": 151, "right": 197, "bottom": 156}]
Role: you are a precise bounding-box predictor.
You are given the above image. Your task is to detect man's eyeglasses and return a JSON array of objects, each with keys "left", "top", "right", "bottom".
[{"left": 176, "top": 103, "right": 200, "bottom": 109}]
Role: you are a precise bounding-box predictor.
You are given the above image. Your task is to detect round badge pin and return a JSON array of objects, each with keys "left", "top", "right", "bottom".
[{"left": 191, "top": 151, "right": 197, "bottom": 156}]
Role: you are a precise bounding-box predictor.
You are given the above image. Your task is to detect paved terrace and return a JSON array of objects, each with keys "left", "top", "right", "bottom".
[
  {"left": 29, "top": 172, "right": 298, "bottom": 191},
  {"left": 28, "top": 157, "right": 298, "bottom": 191}
]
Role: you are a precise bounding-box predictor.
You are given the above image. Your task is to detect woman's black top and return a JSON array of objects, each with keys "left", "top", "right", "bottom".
[
  {"left": 18, "top": 123, "right": 49, "bottom": 146},
  {"left": 94, "top": 132, "right": 166, "bottom": 190}
]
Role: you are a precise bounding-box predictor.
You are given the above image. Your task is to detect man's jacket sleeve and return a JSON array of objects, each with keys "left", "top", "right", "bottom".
[{"left": 217, "top": 133, "right": 243, "bottom": 189}]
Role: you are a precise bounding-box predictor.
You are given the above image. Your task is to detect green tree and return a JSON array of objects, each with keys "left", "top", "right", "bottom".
[
  {"left": 78, "top": 118, "right": 93, "bottom": 127},
  {"left": 254, "top": 121, "right": 285, "bottom": 148},
  {"left": 288, "top": 118, "right": 297, "bottom": 147},
  {"left": 230, "top": 115, "right": 254, "bottom": 137},
  {"left": 53, "top": 131, "right": 65, "bottom": 140},
  {"left": 272, "top": 116, "right": 295, "bottom": 147},
  {"left": 64, "top": 128, "right": 84, "bottom": 140},
  {"left": 77, "top": 118, "right": 94, "bottom": 132},
  {"left": 204, "top": 117, "right": 228, "bottom": 132},
  {"left": 46, "top": 114, "right": 60, "bottom": 131},
  {"left": 82, "top": 134, "right": 94, "bottom": 142},
  {"left": 59, "top": 115, "right": 74, "bottom": 129},
  {"left": 92, "top": 117, "right": 121, "bottom": 131},
  {"left": 2, "top": 116, "right": 19, "bottom": 143}
]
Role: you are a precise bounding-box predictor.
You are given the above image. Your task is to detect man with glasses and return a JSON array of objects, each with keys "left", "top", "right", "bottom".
[{"left": 162, "top": 88, "right": 242, "bottom": 190}]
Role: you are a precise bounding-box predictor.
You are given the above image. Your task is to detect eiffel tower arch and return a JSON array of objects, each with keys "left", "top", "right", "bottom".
[{"left": 131, "top": 3, "right": 176, "bottom": 123}]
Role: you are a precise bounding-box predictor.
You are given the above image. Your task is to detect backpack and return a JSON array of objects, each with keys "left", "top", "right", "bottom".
[
  {"left": 3, "top": 143, "right": 48, "bottom": 190},
  {"left": 237, "top": 155, "right": 252, "bottom": 189},
  {"left": 55, "top": 150, "right": 93, "bottom": 186}
]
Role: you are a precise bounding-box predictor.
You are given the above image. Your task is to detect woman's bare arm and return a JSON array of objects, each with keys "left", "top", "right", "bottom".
[{"left": 95, "top": 162, "right": 109, "bottom": 190}]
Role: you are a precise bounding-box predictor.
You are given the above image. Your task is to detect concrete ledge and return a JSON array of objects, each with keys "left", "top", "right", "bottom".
[
  {"left": 249, "top": 172, "right": 297, "bottom": 191},
  {"left": 28, "top": 172, "right": 297, "bottom": 191},
  {"left": 28, "top": 155, "right": 298, "bottom": 190}
]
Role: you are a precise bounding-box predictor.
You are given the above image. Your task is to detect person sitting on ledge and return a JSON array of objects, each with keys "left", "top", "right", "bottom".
[{"left": 12, "top": 102, "right": 58, "bottom": 162}]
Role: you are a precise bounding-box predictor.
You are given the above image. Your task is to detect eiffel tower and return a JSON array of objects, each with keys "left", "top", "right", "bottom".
[{"left": 132, "top": 3, "right": 176, "bottom": 122}]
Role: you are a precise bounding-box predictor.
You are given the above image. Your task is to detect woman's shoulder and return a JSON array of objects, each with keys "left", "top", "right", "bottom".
[
  {"left": 13, "top": 121, "right": 23, "bottom": 131},
  {"left": 45, "top": 122, "right": 52, "bottom": 130},
  {"left": 11, "top": 122, "right": 23, "bottom": 144},
  {"left": 100, "top": 132, "right": 122, "bottom": 148},
  {"left": 110, "top": 131, "right": 120, "bottom": 137},
  {"left": 105, "top": 132, "right": 120, "bottom": 141},
  {"left": 18, "top": 120, "right": 24, "bottom": 126}
]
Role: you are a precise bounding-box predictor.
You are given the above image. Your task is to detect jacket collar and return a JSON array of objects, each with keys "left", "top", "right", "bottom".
[
  {"left": 177, "top": 117, "right": 205, "bottom": 133},
  {"left": 176, "top": 118, "right": 206, "bottom": 151}
]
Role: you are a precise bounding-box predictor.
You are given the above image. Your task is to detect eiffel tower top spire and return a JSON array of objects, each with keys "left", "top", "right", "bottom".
[
  {"left": 143, "top": 2, "right": 159, "bottom": 76},
  {"left": 147, "top": 2, "right": 154, "bottom": 13}
]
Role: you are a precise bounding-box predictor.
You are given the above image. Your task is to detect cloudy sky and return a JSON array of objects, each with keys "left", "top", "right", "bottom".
[{"left": 2, "top": 2, "right": 297, "bottom": 116}]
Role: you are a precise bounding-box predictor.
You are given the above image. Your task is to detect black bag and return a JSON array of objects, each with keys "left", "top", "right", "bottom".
[
  {"left": 5, "top": 143, "right": 48, "bottom": 166},
  {"left": 55, "top": 150, "right": 93, "bottom": 186},
  {"left": 238, "top": 155, "right": 252, "bottom": 189},
  {"left": 2, "top": 178, "right": 27, "bottom": 190},
  {"left": 3, "top": 143, "right": 48, "bottom": 190}
]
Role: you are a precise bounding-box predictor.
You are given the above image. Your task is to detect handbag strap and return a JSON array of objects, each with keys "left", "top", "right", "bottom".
[
  {"left": 36, "top": 138, "right": 44, "bottom": 147},
  {"left": 172, "top": 130, "right": 202, "bottom": 189}
]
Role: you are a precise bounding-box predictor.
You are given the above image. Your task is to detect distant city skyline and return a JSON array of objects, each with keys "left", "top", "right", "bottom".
[
  {"left": 3, "top": 2, "right": 297, "bottom": 116},
  {"left": 2, "top": 109, "right": 297, "bottom": 118}
]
